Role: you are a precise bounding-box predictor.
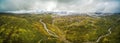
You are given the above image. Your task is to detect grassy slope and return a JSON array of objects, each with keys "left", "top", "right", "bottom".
[
  {"left": 53, "top": 14, "right": 120, "bottom": 43},
  {"left": 0, "top": 14, "right": 120, "bottom": 43}
]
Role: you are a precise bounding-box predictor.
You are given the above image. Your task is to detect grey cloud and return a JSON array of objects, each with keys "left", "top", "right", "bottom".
[{"left": 0, "top": 0, "right": 119, "bottom": 13}]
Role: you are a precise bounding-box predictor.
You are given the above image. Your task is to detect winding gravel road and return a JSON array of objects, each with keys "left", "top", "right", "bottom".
[
  {"left": 96, "top": 18, "right": 120, "bottom": 43},
  {"left": 38, "top": 19, "right": 58, "bottom": 43},
  {"left": 40, "top": 19, "right": 58, "bottom": 37},
  {"left": 96, "top": 28, "right": 112, "bottom": 43},
  {"left": 39, "top": 19, "right": 72, "bottom": 43}
]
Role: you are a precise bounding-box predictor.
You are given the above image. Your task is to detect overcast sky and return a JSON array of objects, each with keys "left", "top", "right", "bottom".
[{"left": 0, "top": 0, "right": 120, "bottom": 13}]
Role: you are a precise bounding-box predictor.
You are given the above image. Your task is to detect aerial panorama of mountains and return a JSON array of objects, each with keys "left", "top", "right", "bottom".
[{"left": 0, "top": 11, "right": 120, "bottom": 43}]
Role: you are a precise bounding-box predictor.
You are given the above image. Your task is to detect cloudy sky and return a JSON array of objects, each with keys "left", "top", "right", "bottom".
[{"left": 0, "top": 0, "right": 120, "bottom": 13}]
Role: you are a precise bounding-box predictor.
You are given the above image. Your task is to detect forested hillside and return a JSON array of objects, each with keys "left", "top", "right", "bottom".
[{"left": 0, "top": 13, "right": 120, "bottom": 43}]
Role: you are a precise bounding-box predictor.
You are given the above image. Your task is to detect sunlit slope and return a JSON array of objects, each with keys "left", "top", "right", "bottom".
[
  {"left": 0, "top": 15, "right": 51, "bottom": 43},
  {"left": 0, "top": 14, "right": 70, "bottom": 43},
  {"left": 53, "top": 14, "right": 120, "bottom": 43},
  {"left": 0, "top": 14, "right": 120, "bottom": 43}
]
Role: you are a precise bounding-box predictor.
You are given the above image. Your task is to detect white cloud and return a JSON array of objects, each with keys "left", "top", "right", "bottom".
[{"left": 0, "top": 0, "right": 119, "bottom": 13}]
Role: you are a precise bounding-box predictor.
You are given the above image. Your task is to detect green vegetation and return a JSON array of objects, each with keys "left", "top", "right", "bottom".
[{"left": 0, "top": 13, "right": 120, "bottom": 43}]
